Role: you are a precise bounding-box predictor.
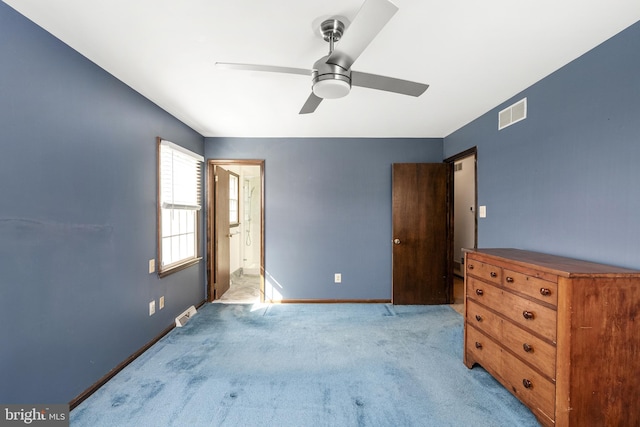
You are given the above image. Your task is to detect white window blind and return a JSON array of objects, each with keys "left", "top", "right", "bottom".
[{"left": 160, "top": 140, "right": 204, "bottom": 210}]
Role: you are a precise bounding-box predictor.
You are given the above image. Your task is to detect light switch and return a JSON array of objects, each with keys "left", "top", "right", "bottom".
[
  {"left": 479, "top": 206, "right": 487, "bottom": 218},
  {"left": 149, "top": 259, "right": 155, "bottom": 274}
]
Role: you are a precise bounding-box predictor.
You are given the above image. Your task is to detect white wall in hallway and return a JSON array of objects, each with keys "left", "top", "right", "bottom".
[{"left": 453, "top": 155, "right": 476, "bottom": 273}]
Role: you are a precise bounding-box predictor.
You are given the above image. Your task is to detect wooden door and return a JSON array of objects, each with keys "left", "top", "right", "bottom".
[
  {"left": 214, "top": 166, "right": 231, "bottom": 299},
  {"left": 392, "top": 163, "right": 451, "bottom": 304}
]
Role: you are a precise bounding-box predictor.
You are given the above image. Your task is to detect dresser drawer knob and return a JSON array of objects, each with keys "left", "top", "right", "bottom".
[
  {"left": 468, "top": 264, "right": 474, "bottom": 270},
  {"left": 522, "top": 311, "right": 535, "bottom": 320},
  {"left": 523, "top": 343, "right": 533, "bottom": 353},
  {"left": 475, "top": 342, "right": 482, "bottom": 349},
  {"left": 506, "top": 276, "right": 514, "bottom": 283},
  {"left": 539, "top": 288, "right": 551, "bottom": 296},
  {"left": 522, "top": 379, "right": 533, "bottom": 389},
  {"left": 475, "top": 289, "right": 484, "bottom": 296},
  {"left": 490, "top": 271, "right": 497, "bottom": 278},
  {"left": 475, "top": 314, "right": 483, "bottom": 322}
]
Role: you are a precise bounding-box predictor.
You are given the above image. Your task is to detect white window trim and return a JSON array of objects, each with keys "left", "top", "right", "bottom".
[{"left": 157, "top": 138, "right": 204, "bottom": 276}]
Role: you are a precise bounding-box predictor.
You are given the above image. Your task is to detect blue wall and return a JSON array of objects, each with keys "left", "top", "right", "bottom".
[
  {"left": 444, "top": 21, "right": 640, "bottom": 269},
  {"left": 205, "top": 138, "right": 443, "bottom": 300},
  {"left": 0, "top": 3, "right": 205, "bottom": 404}
]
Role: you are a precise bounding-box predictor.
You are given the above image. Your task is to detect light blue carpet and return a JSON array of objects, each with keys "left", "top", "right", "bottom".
[{"left": 71, "top": 303, "right": 540, "bottom": 426}]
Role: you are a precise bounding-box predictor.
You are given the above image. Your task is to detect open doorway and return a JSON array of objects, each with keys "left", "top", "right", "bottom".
[
  {"left": 445, "top": 148, "right": 477, "bottom": 311},
  {"left": 207, "top": 160, "right": 264, "bottom": 303},
  {"left": 445, "top": 147, "right": 477, "bottom": 275}
]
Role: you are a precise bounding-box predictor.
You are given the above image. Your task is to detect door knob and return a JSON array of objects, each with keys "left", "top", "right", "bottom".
[{"left": 393, "top": 238, "right": 401, "bottom": 245}]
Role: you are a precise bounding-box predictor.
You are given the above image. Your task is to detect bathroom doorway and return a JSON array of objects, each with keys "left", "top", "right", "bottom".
[{"left": 207, "top": 160, "right": 264, "bottom": 303}]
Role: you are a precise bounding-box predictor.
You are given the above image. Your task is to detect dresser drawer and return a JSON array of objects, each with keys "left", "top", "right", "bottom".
[
  {"left": 466, "top": 258, "right": 502, "bottom": 285},
  {"left": 501, "top": 351, "right": 556, "bottom": 423},
  {"left": 465, "top": 325, "right": 502, "bottom": 374},
  {"left": 467, "top": 326, "right": 556, "bottom": 424},
  {"left": 467, "top": 277, "right": 557, "bottom": 342},
  {"left": 466, "top": 276, "right": 501, "bottom": 300},
  {"left": 466, "top": 299, "right": 502, "bottom": 340},
  {"left": 467, "top": 299, "right": 557, "bottom": 380},
  {"left": 503, "top": 268, "right": 558, "bottom": 307},
  {"left": 501, "top": 314, "right": 556, "bottom": 380},
  {"left": 500, "top": 291, "right": 557, "bottom": 343}
]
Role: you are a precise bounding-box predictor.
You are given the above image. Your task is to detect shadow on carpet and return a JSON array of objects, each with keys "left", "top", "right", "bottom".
[{"left": 71, "top": 303, "right": 540, "bottom": 426}]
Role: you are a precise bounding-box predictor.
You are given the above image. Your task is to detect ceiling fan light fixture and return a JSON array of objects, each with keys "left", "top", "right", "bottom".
[{"left": 313, "top": 77, "right": 351, "bottom": 99}]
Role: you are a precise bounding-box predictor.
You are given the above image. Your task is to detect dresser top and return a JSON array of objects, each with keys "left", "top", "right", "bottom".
[{"left": 465, "top": 248, "right": 640, "bottom": 277}]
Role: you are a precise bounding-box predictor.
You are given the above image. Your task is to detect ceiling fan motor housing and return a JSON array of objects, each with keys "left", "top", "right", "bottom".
[{"left": 312, "top": 57, "right": 351, "bottom": 99}]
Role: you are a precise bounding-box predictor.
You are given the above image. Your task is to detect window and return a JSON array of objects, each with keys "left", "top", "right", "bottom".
[
  {"left": 157, "top": 138, "right": 203, "bottom": 276},
  {"left": 229, "top": 171, "right": 239, "bottom": 227}
]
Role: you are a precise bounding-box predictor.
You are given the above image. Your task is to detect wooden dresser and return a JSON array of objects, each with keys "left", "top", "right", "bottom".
[{"left": 463, "top": 248, "right": 640, "bottom": 426}]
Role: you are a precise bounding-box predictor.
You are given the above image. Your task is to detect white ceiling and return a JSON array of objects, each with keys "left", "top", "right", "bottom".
[{"left": 5, "top": 0, "right": 640, "bottom": 138}]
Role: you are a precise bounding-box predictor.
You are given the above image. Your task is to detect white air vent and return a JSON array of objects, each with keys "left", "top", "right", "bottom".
[
  {"left": 498, "top": 98, "right": 527, "bottom": 130},
  {"left": 454, "top": 162, "right": 463, "bottom": 172},
  {"left": 175, "top": 305, "right": 197, "bottom": 327}
]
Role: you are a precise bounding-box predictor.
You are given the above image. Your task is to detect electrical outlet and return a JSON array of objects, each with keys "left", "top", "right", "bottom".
[
  {"left": 149, "top": 259, "right": 155, "bottom": 274},
  {"left": 149, "top": 300, "right": 156, "bottom": 316},
  {"left": 159, "top": 296, "right": 165, "bottom": 310},
  {"left": 334, "top": 273, "right": 342, "bottom": 283}
]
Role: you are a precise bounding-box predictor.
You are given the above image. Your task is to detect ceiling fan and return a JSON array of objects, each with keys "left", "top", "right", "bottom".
[{"left": 216, "top": 0, "right": 429, "bottom": 114}]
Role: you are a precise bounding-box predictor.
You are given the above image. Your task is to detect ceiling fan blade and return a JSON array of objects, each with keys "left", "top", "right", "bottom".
[
  {"left": 326, "top": 0, "right": 398, "bottom": 70},
  {"left": 351, "top": 71, "right": 429, "bottom": 97},
  {"left": 215, "top": 62, "right": 312, "bottom": 76},
  {"left": 299, "top": 93, "right": 323, "bottom": 114}
]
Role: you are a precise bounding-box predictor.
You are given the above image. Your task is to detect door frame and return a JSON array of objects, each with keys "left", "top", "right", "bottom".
[
  {"left": 444, "top": 147, "right": 478, "bottom": 276},
  {"left": 206, "top": 159, "right": 265, "bottom": 302}
]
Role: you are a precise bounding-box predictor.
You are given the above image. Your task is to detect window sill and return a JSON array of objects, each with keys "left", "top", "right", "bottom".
[{"left": 158, "top": 257, "right": 202, "bottom": 278}]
